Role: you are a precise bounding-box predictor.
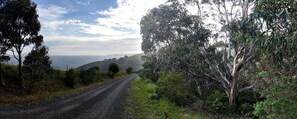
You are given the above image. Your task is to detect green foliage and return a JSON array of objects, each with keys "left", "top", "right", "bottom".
[
  {"left": 254, "top": 0, "right": 297, "bottom": 75},
  {"left": 126, "top": 67, "right": 133, "bottom": 74},
  {"left": 80, "top": 67, "right": 100, "bottom": 85},
  {"left": 258, "top": 71, "right": 267, "bottom": 79},
  {"left": 2, "top": 65, "right": 18, "bottom": 85},
  {"left": 0, "top": 0, "right": 44, "bottom": 88},
  {"left": 254, "top": 77, "right": 297, "bottom": 118},
  {"left": 204, "top": 90, "right": 260, "bottom": 116},
  {"left": 129, "top": 78, "right": 209, "bottom": 119},
  {"left": 138, "top": 68, "right": 151, "bottom": 80},
  {"left": 108, "top": 63, "right": 119, "bottom": 78},
  {"left": 23, "top": 46, "right": 52, "bottom": 91},
  {"left": 157, "top": 72, "right": 190, "bottom": 105},
  {"left": 237, "top": 91, "right": 261, "bottom": 117},
  {"left": 63, "top": 69, "right": 79, "bottom": 88},
  {"left": 205, "top": 91, "right": 229, "bottom": 114}
]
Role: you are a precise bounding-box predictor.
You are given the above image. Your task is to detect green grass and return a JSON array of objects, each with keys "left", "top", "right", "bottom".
[{"left": 126, "top": 78, "right": 210, "bottom": 119}]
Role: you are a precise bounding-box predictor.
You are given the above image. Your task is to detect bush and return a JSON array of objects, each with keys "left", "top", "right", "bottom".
[
  {"left": 253, "top": 77, "right": 297, "bottom": 118},
  {"left": 63, "top": 69, "right": 79, "bottom": 88},
  {"left": 138, "top": 68, "right": 150, "bottom": 79},
  {"left": 205, "top": 91, "right": 229, "bottom": 114},
  {"left": 126, "top": 67, "right": 133, "bottom": 74},
  {"left": 108, "top": 63, "right": 119, "bottom": 78},
  {"left": 80, "top": 67, "right": 100, "bottom": 85},
  {"left": 237, "top": 90, "right": 261, "bottom": 116},
  {"left": 156, "top": 72, "right": 190, "bottom": 105}
]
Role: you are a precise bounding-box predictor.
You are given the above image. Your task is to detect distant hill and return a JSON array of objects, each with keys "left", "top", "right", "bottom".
[
  {"left": 6, "top": 54, "right": 135, "bottom": 70},
  {"left": 76, "top": 54, "right": 144, "bottom": 72}
]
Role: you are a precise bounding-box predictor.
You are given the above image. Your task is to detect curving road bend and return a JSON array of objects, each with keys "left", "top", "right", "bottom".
[{"left": 0, "top": 74, "right": 138, "bottom": 119}]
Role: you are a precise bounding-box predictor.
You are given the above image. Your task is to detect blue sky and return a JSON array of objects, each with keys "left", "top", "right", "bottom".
[{"left": 31, "top": 0, "right": 167, "bottom": 55}]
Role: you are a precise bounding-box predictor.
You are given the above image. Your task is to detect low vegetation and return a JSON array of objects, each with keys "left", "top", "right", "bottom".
[
  {"left": 0, "top": 64, "right": 127, "bottom": 106},
  {"left": 126, "top": 78, "right": 209, "bottom": 119}
]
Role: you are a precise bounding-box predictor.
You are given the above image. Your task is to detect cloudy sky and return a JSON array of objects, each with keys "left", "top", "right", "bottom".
[{"left": 32, "top": 0, "right": 167, "bottom": 55}]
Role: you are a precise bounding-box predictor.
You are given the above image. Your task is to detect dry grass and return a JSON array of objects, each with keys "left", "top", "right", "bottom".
[{"left": 0, "top": 73, "right": 127, "bottom": 106}]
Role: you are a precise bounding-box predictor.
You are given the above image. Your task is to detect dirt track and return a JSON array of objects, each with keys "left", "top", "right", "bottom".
[{"left": 0, "top": 74, "right": 138, "bottom": 119}]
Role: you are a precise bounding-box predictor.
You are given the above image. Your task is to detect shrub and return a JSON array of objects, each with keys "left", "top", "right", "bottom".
[
  {"left": 253, "top": 77, "right": 297, "bottom": 118},
  {"left": 108, "top": 63, "right": 119, "bottom": 78},
  {"left": 126, "top": 67, "right": 133, "bottom": 74},
  {"left": 205, "top": 91, "right": 229, "bottom": 114},
  {"left": 80, "top": 67, "right": 100, "bottom": 85},
  {"left": 138, "top": 68, "right": 150, "bottom": 79},
  {"left": 156, "top": 72, "right": 190, "bottom": 105},
  {"left": 237, "top": 90, "right": 261, "bottom": 116},
  {"left": 63, "top": 69, "right": 79, "bottom": 88}
]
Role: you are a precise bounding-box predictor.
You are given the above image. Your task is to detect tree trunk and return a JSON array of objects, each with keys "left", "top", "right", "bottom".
[
  {"left": 151, "top": 68, "right": 158, "bottom": 83},
  {"left": 228, "top": 73, "right": 239, "bottom": 105},
  {"left": 0, "top": 62, "right": 5, "bottom": 87},
  {"left": 18, "top": 53, "right": 23, "bottom": 89}
]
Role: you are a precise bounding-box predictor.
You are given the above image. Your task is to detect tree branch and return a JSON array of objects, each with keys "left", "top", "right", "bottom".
[{"left": 239, "top": 83, "right": 256, "bottom": 92}]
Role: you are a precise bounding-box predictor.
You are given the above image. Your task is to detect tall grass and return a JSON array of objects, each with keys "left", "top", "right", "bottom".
[{"left": 127, "top": 78, "right": 210, "bottom": 119}]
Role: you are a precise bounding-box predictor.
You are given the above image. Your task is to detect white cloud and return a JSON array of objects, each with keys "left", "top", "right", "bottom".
[
  {"left": 78, "top": 23, "right": 129, "bottom": 36},
  {"left": 76, "top": 0, "right": 168, "bottom": 37},
  {"left": 37, "top": 1, "right": 169, "bottom": 55},
  {"left": 37, "top": 5, "right": 81, "bottom": 30},
  {"left": 44, "top": 35, "right": 141, "bottom": 55},
  {"left": 91, "top": 0, "right": 167, "bottom": 32},
  {"left": 73, "top": 0, "right": 92, "bottom": 5}
]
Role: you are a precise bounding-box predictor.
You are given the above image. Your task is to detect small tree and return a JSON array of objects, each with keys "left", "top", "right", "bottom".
[
  {"left": 80, "top": 67, "right": 100, "bottom": 84},
  {"left": 108, "top": 63, "right": 119, "bottom": 78},
  {"left": 64, "top": 69, "right": 78, "bottom": 88},
  {"left": 126, "top": 67, "right": 133, "bottom": 74},
  {"left": 0, "top": 0, "right": 43, "bottom": 88},
  {"left": 23, "top": 45, "right": 52, "bottom": 91}
]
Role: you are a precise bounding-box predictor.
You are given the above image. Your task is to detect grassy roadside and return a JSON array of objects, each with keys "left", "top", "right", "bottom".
[
  {"left": 0, "top": 73, "right": 128, "bottom": 106},
  {"left": 124, "top": 78, "right": 210, "bottom": 119}
]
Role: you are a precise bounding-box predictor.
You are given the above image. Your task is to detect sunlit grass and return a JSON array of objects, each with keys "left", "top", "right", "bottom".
[{"left": 127, "top": 78, "right": 210, "bottom": 119}]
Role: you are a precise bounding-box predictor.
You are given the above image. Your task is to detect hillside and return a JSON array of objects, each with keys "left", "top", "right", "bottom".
[{"left": 76, "top": 54, "right": 144, "bottom": 72}]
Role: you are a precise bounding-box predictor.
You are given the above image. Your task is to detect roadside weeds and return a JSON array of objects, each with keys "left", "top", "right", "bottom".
[{"left": 124, "top": 78, "right": 210, "bottom": 119}]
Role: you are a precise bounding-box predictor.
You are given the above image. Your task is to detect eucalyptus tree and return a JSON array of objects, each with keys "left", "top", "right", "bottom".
[
  {"left": 252, "top": 0, "right": 297, "bottom": 118},
  {"left": 141, "top": 1, "right": 209, "bottom": 82},
  {"left": 254, "top": 0, "right": 297, "bottom": 76},
  {"left": 23, "top": 45, "right": 52, "bottom": 91},
  {"left": 0, "top": 0, "right": 43, "bottom": 88},
  {"left": 184, "top": 0, "right": 261, "bottom": 104}
]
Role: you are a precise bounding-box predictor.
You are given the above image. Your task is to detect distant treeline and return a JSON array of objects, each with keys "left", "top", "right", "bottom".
[{"left": 77, "top": 54, "right": 144, "bottom": 72}]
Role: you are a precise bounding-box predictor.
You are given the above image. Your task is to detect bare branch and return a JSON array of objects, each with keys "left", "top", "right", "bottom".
[
  {"left": 239, "top": 83, "right": 256, "bottom": 92},
  {"left": 11, "top": 48, "right": 19, "bottom": 61}
]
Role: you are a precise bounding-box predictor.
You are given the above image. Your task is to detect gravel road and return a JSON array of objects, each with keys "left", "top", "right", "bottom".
[{"left": 0, "top": 74, "right": 138, "bottom": 119}]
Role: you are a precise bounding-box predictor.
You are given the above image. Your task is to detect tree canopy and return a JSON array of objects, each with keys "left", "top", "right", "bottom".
[{"left": 0, "top": 0, "right": 43, "bottom": 88}]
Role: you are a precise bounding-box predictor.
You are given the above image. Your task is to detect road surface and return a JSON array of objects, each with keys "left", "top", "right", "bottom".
[{"left": 0, "top": 74, "right": 138, "bottom": 119}]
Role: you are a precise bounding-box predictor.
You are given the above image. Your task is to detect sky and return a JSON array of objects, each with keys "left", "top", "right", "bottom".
[{"left": 32, "top": 0, "right": 167, "bottom": 55}]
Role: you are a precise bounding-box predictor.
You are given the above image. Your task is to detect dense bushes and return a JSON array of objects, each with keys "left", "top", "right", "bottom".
[
  {"left": 126, "top": 67, "right": 133, "bottom": 74},
  {"left": 80, "top": 67, "right": 100, "bottom": 85},
  {"left": 254, "top": 77, "right": 297, "bottom": 118},
  {"left": 204, "top": 90, "right": 260, "bottom": 116},
  {"left": 62, "top": 69, "right": 79, "bottom": 88},
  {"left": 108, "top": 63, "right": 119, "bottom": 78},
  {"left": 156, "top": 72, "right": 190, "bottom": 105},
  {"left": 205, "top": 91, "right": 229, "bottom": 114}
]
